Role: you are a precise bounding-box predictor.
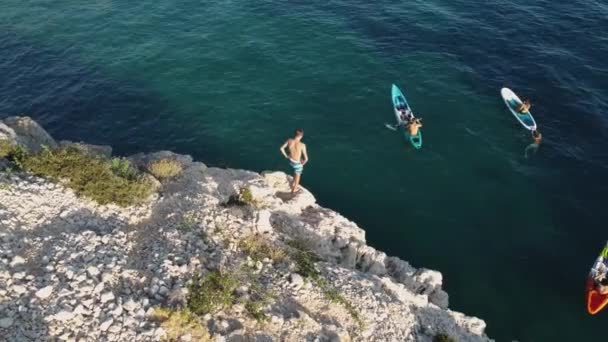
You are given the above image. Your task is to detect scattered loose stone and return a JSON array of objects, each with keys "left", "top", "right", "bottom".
[
  {"left": 12, "top": 285, "right": 27, "bottom": 295},
  {"left": 9, "top": 256, "right": 25, "bottom": 268},
  {"left": 100, "top": 291, "right": 115, "bottom": 304},
  {"left": 99, "top": 318, "right": 114, "bottom": 331},
  {"left": 35, "top": 286, "right": 53, "bottom": 299}
]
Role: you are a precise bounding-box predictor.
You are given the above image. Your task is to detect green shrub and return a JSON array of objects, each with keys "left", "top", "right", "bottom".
[
  {"left": 245, "top": 300, "right": 268, "bottom": 323},
  {"left": 9, "top": 145, "right": 29, "bottom": 169},
  {"left": 148, "top": 158, "right": 182, "bottom": 179},
  {"left": 111, "top": 157, "right": 137, "bottom": 180},
  {"left": 287, "top": 240, "right": 321, "bottom": 280},
  {"left": 239, "top": 235, "right": 287, "bottom": 263},
  {"left": 433, "top": 333, "right": 457, "bottom": 342},
  {"left": 240, "top": 270, "right": 271, "bottom": 323},
  {"left": 177, "top": 213, "right": 198, "bottom": 232},
  {"left": 0, "top": 139, "right": 13, "bottom": 158},
  {"left": 0, "top": 140, "right": 28, "bottom": 169},
  {"left": 187, "top": 271, "right": 237, "bottom": 315},
  {"left": 21, "top": 147, "right": 153, "bottom": 206},
  {"left": 150, "top": 307, "right": 211, "bottom": 342},
  {"left": 225, "top": 187, "right": 258, "bottom": 207}
]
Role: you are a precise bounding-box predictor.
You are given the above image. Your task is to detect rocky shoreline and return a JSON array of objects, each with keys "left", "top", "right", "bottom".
[{"left": 0, "top": 117, "right": 492, "bottom": 341}]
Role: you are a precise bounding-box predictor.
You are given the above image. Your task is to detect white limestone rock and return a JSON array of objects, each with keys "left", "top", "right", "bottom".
[{"left": 0, "top": 118, "right": 493, "bottom": 342}]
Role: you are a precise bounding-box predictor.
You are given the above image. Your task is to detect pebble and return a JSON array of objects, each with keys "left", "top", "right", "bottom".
[
  {"left": 111, "top": 306, "right": 123, "bottom": 317},
  {"left": 99, "top": 318, "right": 113, "bottom": 331},
  {"left": 12, "top": 272, "right": 26, "bottom": 280},
  {"left": 93, "top": 283, "right": 105, "bottom": 294},
  {"left": 9, "top": 255, "right": 25, "bottom": 268},
  {"left": 108, "top": 324, "right": 122, "bottom": 334},
  {"left": 0, "top": 317, "right": 13, "bottom": 328},
  {"left": 13, "top": 285, "right": 27, "bottom": 295},
  {"left": 35, "top": 286, "right": 53, "bottom": 299},
  {"left": 123, "top": 299, "right": 138, "bottom": 312},
  {"left": 54, "top": 310, "right": 75, "bottom": 322},
  {"left": 100, "top": 291, "right": 115, "bottom": 304},
  {"left": 290, "top": 273, "right": 304, "bottom": 288},
  {"left": 86, "top": 266, "right": 100, "bottom": 278}
]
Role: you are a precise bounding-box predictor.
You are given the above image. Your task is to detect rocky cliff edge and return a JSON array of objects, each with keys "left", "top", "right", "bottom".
[{"left": 0, "top": 117, "right": 492, "bottom": 341}]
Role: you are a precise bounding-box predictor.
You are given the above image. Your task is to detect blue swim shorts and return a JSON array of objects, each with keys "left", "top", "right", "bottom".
[{"left": 289, "top": 159, "right": 303, "bottom": 175}]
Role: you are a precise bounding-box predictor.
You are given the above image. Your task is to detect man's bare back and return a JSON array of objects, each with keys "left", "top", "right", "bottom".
[{"left": 286, "top": 139, "right": 305, "bottom": 162}]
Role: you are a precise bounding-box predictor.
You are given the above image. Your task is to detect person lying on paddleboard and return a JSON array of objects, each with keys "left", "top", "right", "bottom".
[{"left": 518, "top": 99, "right": 531, "bottom": 113}]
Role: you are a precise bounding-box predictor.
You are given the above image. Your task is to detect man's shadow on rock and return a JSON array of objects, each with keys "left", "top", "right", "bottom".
[{"left": 275, "top": 191, "right": 297, "bottom": 202}]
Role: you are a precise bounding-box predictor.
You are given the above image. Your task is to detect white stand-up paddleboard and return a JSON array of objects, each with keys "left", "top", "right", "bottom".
[{"left": 501, "top": 87, "right": 537, "bottom": 131}]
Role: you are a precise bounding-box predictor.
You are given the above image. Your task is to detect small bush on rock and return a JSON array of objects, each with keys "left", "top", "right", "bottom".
[
  {"left": 9, "top": 145, "right": 29, "bottom": 169},
  {"left": 225, "top": 187, "right": 258, "bottom": 207},
  {"left": 287, "top": 239, "right": 321, "bottom": 280},
  {"left": 110, "top": 157, "right": 137, "bottom": 180},
  {"left": 0, "top": 139, "right": 13, "bottom": 158},
  {"left": 245, "top": 300, "right": 268, "bottom": 323},
  {"left": 21, "top": 147, "right": 154, "bottom": 206},
  {"left": 151, "top": 307, "right": 211, "bottom": 341},
  {"left": 177, "top": 213, "right": 198, "bottom": 232},
  {"left": 239, "top": 235, "right": 287, "bottom": 263},
  {"left": 148, "top": 158, "right": 183, "bottom": 179},
  {"left": 433, "top": 333, "right": 457, "bottom": 342},
  {"left": 187, "top": 271, "right": 237, "bottom": 315}
]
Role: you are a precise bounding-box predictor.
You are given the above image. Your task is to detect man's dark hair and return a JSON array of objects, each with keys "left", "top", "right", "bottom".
[{"left": 295, "top": 128, "right": 304, "bottom": 136}]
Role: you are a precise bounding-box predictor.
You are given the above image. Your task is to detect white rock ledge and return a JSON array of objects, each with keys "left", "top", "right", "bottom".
[{"left": 0, "top": 116, "right": 493, "bottom": 341}]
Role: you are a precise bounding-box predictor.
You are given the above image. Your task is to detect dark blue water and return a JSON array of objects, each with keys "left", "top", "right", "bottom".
[{"left": 1, "top": 0, "right": 607, "bottom": 340}]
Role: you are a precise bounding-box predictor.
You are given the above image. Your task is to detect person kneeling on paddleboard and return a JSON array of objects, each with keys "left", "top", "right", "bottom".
[
  {"left": 407, "top": 118, "right": 422, "bottom": 136},
  {"left": 518, "top": 100, "right": 531, "bottom": 113},
  {"left": 596, "top": 278, "right": 608, "bottom": 295},
  {"left": 590, "top": 256, "right": 608, "bottom": 294}
]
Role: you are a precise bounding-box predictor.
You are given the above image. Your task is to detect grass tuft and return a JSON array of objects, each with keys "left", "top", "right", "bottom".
[
  {"left": 150, "top": 307, "right": 211, "bottom": 341},
  {"left": 20, "top": 147, "right": 154, "bottom": 206},
  {"left": 187, "top": 271, "right": 238, "bottom": 315},
  {"left": 225, "top": 187, "right": 258, "bottom": 207},
  {"left": 0, "top": 139, "right": 13, "bottom": 158},
  {"left": 177, "top": 213, "right": 198, "bottom": 232},
  {"left": 239, "top": 235, "right": 287, "bottom": 263},
  {"left": 287, "top": 239, "right": 321, "bottom": 280},
  {"left": 148, "top": 158, "right": 183, "bottom": 179}
]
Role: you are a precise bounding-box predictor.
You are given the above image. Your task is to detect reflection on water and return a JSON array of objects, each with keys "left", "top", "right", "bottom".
[{"left": 525, "top": 142, "right": 540, "bottom": 159}]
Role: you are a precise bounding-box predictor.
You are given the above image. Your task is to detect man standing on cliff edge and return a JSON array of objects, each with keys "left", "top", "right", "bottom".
[{"left": 280, "top": 128, "right": 308, "bottom": 194}]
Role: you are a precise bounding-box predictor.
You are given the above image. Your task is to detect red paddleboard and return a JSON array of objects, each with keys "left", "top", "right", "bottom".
[
  {"left": 587, "top": 277, "right": 608, "bottom": 315},
  {"left": 587, "top": 242, "right": 608, "bottom": 315}
]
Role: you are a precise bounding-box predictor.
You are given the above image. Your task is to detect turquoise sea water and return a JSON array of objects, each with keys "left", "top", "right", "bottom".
[{"left": 1, "top": 0, "right": 608, "bottom": 340}]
